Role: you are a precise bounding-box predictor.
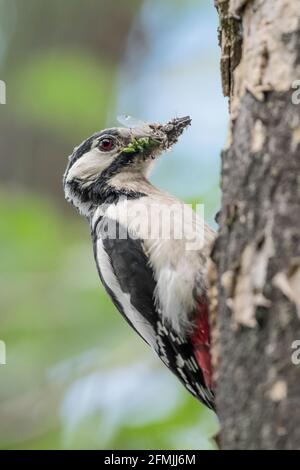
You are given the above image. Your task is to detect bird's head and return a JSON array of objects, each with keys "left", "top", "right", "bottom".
[{"left": 63, "top": 116, "right": 191, "bottom": 215}]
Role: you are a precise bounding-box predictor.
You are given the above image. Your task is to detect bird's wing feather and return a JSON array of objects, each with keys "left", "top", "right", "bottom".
[{"left": 92, "top": 217, "right": 157, "bottom": 348}]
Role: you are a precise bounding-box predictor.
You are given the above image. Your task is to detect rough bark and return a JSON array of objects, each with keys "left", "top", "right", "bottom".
[{"left": 211, "top": 0, "right": 300, "bottom": 449}]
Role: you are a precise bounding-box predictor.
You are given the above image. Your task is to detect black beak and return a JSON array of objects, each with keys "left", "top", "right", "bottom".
[{"left": 158, "top": 116, "right": 192, "bottom": 147}]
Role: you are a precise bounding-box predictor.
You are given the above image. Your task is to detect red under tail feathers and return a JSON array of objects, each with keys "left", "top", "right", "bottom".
[{"left": 190, "top": 298, "right": 213, "bottom": 390}]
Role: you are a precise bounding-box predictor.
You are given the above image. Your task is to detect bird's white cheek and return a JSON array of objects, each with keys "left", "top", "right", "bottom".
[{"left": 66, "top": 148, "right": 115, "bottom": 182}]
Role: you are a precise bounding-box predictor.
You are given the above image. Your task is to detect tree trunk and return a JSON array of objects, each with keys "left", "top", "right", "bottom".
[{"left": 211, "top": 0, "right": 300, "bottom": 449}]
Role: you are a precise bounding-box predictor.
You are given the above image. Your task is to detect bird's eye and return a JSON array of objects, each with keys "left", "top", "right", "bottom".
[{"left": 98, "top": 137, "right": 115, "bottom": 152}]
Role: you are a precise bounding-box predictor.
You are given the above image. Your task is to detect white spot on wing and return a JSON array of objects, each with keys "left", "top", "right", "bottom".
[{"left": 176, "top": 354, "right": 185, "bottom": 369}]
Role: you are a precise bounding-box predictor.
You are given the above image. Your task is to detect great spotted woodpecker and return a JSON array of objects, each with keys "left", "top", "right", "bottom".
[{"left": 63, "top": 116, "right": 215, "bottom": 410}]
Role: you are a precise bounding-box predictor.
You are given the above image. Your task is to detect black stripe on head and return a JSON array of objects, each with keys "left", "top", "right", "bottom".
[
  {"left": 68, "top": 129, "right": 120, "bottom": 169},
  {"left": 72, "top": 149, "right": 146, "bottom": 205},
  {"left": 68, "top": 173, "right": 146, "bottom": 206}
]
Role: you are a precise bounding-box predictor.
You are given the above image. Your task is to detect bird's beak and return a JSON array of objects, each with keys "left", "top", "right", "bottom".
[
  {"left": 158, "top": 116, "right": 192, "bottom": 148},
  {"left": 125, "top": 116, "right": 192, "bottom": 156}
]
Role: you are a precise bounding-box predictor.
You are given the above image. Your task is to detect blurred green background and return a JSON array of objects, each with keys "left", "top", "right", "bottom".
[{"left": 0, "top": 0, "right": 227, "bottom": 449}]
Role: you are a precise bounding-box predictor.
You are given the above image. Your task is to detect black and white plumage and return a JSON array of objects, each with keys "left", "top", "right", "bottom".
[{"left": 63, "top": 116, "right": 216, "bottom": 410}]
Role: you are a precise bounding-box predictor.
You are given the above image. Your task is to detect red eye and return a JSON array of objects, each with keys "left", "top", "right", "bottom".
[{"left": 98, "top": 137, "right": 115, "bottom": 152}]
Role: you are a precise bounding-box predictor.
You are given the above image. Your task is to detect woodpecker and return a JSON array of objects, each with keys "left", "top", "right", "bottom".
[{"left": 63, "top": 116, "right": 216, "bottom": 410}]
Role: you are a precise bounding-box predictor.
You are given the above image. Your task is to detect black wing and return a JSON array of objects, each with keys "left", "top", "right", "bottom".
[{"left": 92, "top": 216, "right": 215, "bottom": 409}]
